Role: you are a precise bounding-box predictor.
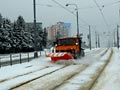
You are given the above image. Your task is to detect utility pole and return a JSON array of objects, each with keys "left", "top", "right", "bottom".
[
  {"left": 66, "top": 4, "right": 79, "bottom": 36},
  {"left": 114, "top": 30, "right": 116, "bottom": 47},
  {"left": 89, "top": 25, "right": 91, "bottom": 50},
  {"left": 33, "top": 0, "right": 38, "bottom": 57},
  {"left": 95, "top": 32, "right": 97, "bottom": 48},
  {"left": 118, "top": 3, "right": 120, "bottom": 49},
  {"left": 98, "top": 33, "right": 100, "bottom": 48},
  {"left": 117, "top": 25, "right": 119, "bottom": 49},
  {"left": 76, "top": 9, "right": 79, "bottom": 36}
]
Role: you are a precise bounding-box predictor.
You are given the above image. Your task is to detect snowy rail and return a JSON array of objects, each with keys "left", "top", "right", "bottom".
[{"left": 0, "top": 48, "right": 110, "bottom": 90}]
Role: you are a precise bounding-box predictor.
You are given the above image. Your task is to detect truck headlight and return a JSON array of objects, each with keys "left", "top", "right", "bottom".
[
  {"left": 76, "top": 43, "right": 78, "bottom": 45},
  {"left": 55, "top": 44, "right": 57, "bottom": 46}
]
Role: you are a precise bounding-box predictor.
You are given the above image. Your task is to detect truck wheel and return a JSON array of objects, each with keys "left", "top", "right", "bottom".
[
  {"left": 74, "top": 52, "right": 80, "bottom": 59},
  {"left": 81, "top": 50, "right": 85, "bottom": 57}
]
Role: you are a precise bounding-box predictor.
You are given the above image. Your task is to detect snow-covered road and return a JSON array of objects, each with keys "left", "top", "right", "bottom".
[
  {"left": 0, "top": 48, "right": 114, "bottom": 90},
  {"left": 91, "top": 48, "right": 120, "bottom": 90}
]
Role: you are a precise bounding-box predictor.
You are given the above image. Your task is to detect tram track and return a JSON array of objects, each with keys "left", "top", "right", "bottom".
[{"left": 0, "top": 48, "right": 111, "bottom": 90}]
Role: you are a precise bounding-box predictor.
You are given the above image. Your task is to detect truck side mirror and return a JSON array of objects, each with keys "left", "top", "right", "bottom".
[{"left": 53, "top": 42, "right": 56, "bottom": 45}]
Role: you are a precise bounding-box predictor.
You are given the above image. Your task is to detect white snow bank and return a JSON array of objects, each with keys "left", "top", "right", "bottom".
[{"left": 0, "top": 51, "right": 48, "bottom": 63}]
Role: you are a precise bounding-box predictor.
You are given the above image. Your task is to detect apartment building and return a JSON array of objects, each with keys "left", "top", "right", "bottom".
[{"left": 47, "top": 22, "right": 71, "bottom": 41}]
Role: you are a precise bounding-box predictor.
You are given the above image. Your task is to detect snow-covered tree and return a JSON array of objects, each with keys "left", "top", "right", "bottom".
[
  {"left": 0, "top": 28, "right": 11, "bottom": 53},
  {"left": 0, "top": 14, "right": 47, "bottom": 53},
  {"left": 0, "top": 13, "right": 2, "bottom": 28},
  {"left": 34, "top": 28, "right": 47, "bottom": 50},
  {"left": 41, "top": 28, "right": 47, "bottom": 48},
  {"left": 16, "top": 16, "right": 25, "bottom": 30},
  {"left": 12, "top": 16, "right": 34, "bottom": 52},
  {"left": 13, "top": 21, "right": 17, "bottom": 30},
  {"left": 0, "top": 15, "right": 14, "bottom": 53},
  {"left": 36, "top": 30, "right": 42, "bottom": 50},
  {"left": 3, "top": 18, "right": 11, "bottom": 29}
]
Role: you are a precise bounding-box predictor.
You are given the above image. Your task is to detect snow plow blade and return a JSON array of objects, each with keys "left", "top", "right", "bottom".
[{"left": 46, "top": 52, "right": 73, "bottom": 62}]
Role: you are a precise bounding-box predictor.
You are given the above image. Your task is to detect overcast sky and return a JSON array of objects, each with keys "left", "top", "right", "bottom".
[{"left": 0, "top": 0, "right": 120, "bottom": 47}]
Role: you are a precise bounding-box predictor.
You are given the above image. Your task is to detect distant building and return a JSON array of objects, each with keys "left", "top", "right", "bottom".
[
  {"left": 25, "top": 22, "right": 42, "bottom": 32},
  {"left": 64, "top": 23, "right": 71, "bottom": 36},
  {"left": 47, "top": 22, "right": 71, "bottom": 41},
  {"left": 46, "top": 24, "right": 57, "bottom": 41}
]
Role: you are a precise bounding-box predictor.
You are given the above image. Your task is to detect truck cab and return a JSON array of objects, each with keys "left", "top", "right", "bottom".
[{"left": 54, "top": 37, "right": 85, "bottom": 58}]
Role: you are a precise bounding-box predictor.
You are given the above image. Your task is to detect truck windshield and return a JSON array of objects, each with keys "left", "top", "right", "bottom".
[{"left": 58, "top": 38, "right": 76, "bottom": 46}]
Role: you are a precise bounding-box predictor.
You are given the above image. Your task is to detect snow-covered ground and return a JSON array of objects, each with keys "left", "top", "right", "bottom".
[
  {"left": 0, "top": 51, "right": 47, "bottom": 63},
  {"left": 91, "top": 48, "right": 120, "bottom": 90},
  {"left": 54, "top": 48, "right": 111, "bottom": 90},
  {"left": 0, "top": 48, "right": 116, "bottom": 90},
  {"left": 0, "top": 48, "right": 98, "bottom": 63}
]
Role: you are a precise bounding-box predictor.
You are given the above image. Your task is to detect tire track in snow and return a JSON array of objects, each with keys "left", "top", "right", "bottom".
[
  {"left": 0, "top": 48, "right": 108, "bottom": 90},
  {"left": 90, "top": 48, "right": 119, "bottom": 90},
  {"left": 12, "top": 65, "right": 87, "bottom": 90},
  {"left": 0, "top": 65, "right": 66, "bottom": 90},
  {"left": 85, "top": 48, "right": 103, "bottom": 56},
  {"left": 0, "top": 66, "right": 49, "bottom": 83},
  {"left": 53, "top": 48, "right": 113, "bottom": 90}
]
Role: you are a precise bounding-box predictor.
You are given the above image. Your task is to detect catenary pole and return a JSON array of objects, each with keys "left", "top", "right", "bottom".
[
  {"left": 98, "top": 33, "right": 100, "bottom": 48},
  {"left": 95, "top": 32, "right": 97, "bottom": 48},
  {"left": 89, "top": 25, "right": 91, "bottom": 50},
  {"left": 33, "top": 0, "right": 38, "bottom": 57},
  {"left": 66, "top": 4, "right": 79, "bottom": 36},
  {"left": 117, "top": 25, "right": 119, "bottom": 49}
]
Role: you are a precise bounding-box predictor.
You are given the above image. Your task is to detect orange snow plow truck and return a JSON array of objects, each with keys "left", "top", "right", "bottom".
[{"left": 46, "top": 36, "right": 85, "bottom": 62}]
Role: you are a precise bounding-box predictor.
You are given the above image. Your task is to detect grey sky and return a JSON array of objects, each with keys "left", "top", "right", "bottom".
[{"left": 0, "top": 0, "right": 119, "bottom": 47}]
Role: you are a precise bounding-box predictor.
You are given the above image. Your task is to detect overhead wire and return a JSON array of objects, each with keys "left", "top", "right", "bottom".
[
  {"left": 36, "top": 2, "right": 89, "bottom": 30},
  {"left": 36, "top": 1, "right": 120, "bottom": 10},
  {"left": 78, "top": 1, "right": 120, "bottom": 10},
  {"left": 102, "top": 1, "right": 120, "bottom": 7},
  {"left": 51, "top": 0, "right": 119, "bottom": 30},
  {"left": 36, "top": 0, "right": 120, "bottom": 30},
  {"left": 51, "top": 0, "right": 89, "bottom": 26},
  {"left": 36, "top": 4, "right": 61, "bottom": 8},
  {"left": 93, "top": 0, "right": 109, "bottom": 28}
]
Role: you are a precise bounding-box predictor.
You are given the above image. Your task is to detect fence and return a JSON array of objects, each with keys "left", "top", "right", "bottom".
[{"left": 0, "top": 50, "right": 51, "bottom": 68}]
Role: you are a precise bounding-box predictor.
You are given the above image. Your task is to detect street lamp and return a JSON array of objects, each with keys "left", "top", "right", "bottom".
[
  {"left": 33, "top": 0, "right": 38, "bottom": 57},
  {"left": 66, "top": 3, "right": 79, "bottom": 37},
  {"left": 89, "top": 25, "right": 91, "bottom": 50}
]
